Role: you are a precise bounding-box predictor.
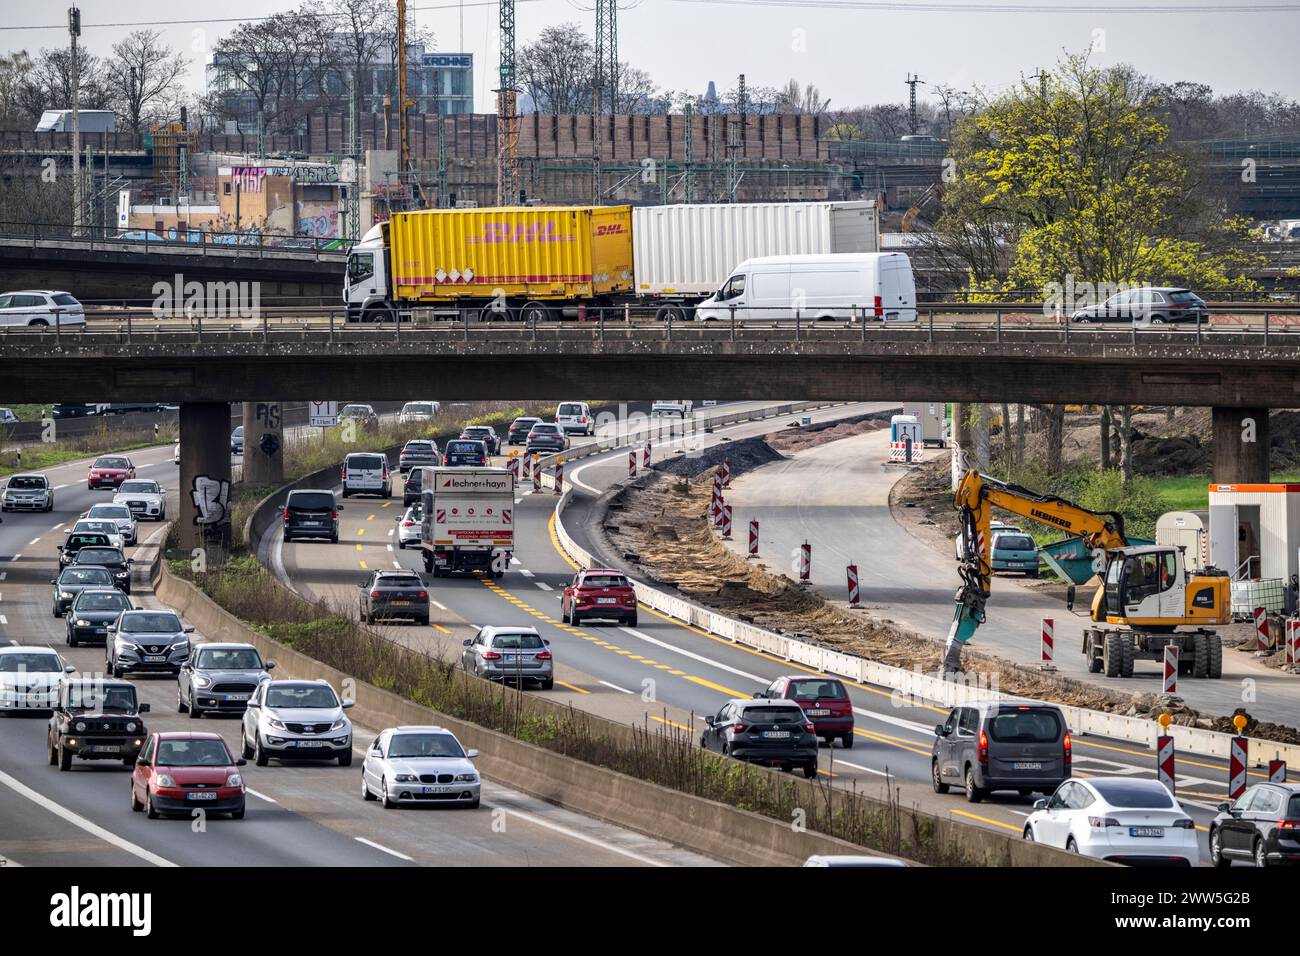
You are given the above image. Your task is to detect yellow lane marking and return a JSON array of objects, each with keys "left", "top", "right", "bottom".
[
  {"left": 359, "top": 560, "right": 368, "bottom": 569},
  {"left": 355, "top": 544, "right": 362, "bottom": 551},
  {"left": 854, "top": 726, "right": 932, "bottom": 749},
  {"left": 669, "top": 670, "right": 685, "bottom": 676},
  {"left": 381, "top": 502, "right": 391, "bottom": 508},
  {"left": 367, "top": 514, "right": 375, "bottom": 521},
  {"left": 684, "top": 675, "right": 752, "bottom": 699},
  {"left": 950, "top": 809, "right": 1024, "bottom": 833},
  {"left": 356, "top": 529, "right": 365, "bottom": 537},
  {"left": 433, "top": 624, "right": 451, "bottom": 634},
  {"left": 556, "top": 680, "right": 590, "bottom": 695},
  {"left": 651, "top": 716, "right": 693, "bottom": 733},
  {"left": 856, "top": 730, "right": 932, "bottom": 757}
]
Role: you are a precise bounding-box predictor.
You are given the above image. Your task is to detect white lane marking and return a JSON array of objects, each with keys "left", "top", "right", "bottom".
[
  {"left": 245, "top": 788, "right": 278, "bottom": 803},
  {"left": 499, "top": 806, "right": 668, "bottom": 867},
  {"left": 269, "top": 529, "right": 301, "bottom": 597},
  {"left": 354, "top": 837, "right": 414, "bottom": 861},
  {"left": 510, "top": 556, "right": 521, "bottom": 565},
  {"left": 618, "top": 626, "right": 764, "bottom": 685},
  {"left": 0, "top": 769, "right": 176, "bottom": 867},
  {"left": 534, "top": 582, "right": 553, "bottom": 591},
  {"left": 53, "top": 484, "right": 68, "bottom": 490},
  {"left": 836, "top": 760, "right": 890, "bottom": 777},
  {"left": 0, "top": 573, "right": 6, "bottom": 581},
  {"left": 52, "top": 523, "right": 64, "bottom": 531},
  {"left": 386, "top": 544, "right": 393, "bottom": 552},
  {"left": 392, "top": 561, "right": 402, "bottom": 569},
  {"left": 29, "top": 538, "right": 41, "bottom": 545},
  {"left": 387, "top": 529, "right": 393, "bottom": 537},
  {"left": 11, "top": 554, "right": 19, "bottom": 562},
  {"left": 520, "top": 569, "right": 534, "bottom": 578},
  {"left": 598, "top": 680, "right": 633, "bottom": 694},
  {"left": 430, "top": 599, "right": 447, "bottom": 611},
  {"left": 850, "top": 706, "right": 936, "bottom": 738},
  {"left": 0, "top": 615, "right": 7, "bottom": 625}
]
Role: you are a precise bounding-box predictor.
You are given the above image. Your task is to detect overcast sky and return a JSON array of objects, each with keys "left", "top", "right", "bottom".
[{"left": 4, "top": 0, "right": 1298, "bottom": 118}]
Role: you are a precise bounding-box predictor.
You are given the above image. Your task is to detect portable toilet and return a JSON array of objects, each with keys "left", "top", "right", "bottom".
[
  {"left": 1155, "top": 510, "right": 1209, "bottom": 572},
  {"left": 889, "top": 414, "right": 923, "bottom": 464},
  {"left": 902, "top": 402, "right": 947, "bottom": 447}
]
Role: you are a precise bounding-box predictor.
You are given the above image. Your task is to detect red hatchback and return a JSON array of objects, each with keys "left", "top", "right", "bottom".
[
  {"left": 131, "top": 731, "right": 247, "bottom": 819},
  {"left": 562, "top": 569, "right": 638, "bottom": 627},
  {"left": 756, "top": 676, "right": 855, "bottom": 749},
  {"left": 87, "top": 455, "right": 136, "bottom": 490}
]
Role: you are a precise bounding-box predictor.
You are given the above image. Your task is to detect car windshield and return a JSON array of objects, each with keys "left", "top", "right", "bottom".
[
  {"left": 988, "top": 708, "right": 1062, "bottom": 742},
  {"left": 341, "top": 405, "right": 371, "bottom": 416},
  {"left": 1090, "top": 780, "right": 1175, "bottom": 809},
  {"left": 348, "top": 455, "right": 384, "bottom": 470},
  {"left": 266, "top": 685, "right": 338, "bottom": 708},
  {"left": 581, "top": 574, "right": 629, "bottom": 588},
  {"left": 788, "top": 679, "right": 847, "bottom": 699},
  {"left": 93, "top": 458, "right": 128, "bottom": 469},
  {"left": 288, "top": 492, "right": 334, "bottom": 510},
  {"left": 0, "top": 652, "right": 62, "bottom": 673},
  {"left": 67, "top": 684, "right": 137, "bottom": 712},
  {"left": 995, "top": 535, "right": 1036, "bottom": 551},
  {"left": 66, "top": 534, "right": 108, "bottom": 549},
  {"left": 76, "top": 592, "right": 130, "bottom": 611},
  {"left": 156, "top": 739, "right": 233, "bottom": 767},
  {"left": 8, "top": 476, "right": 45, "bottom": 490},
  {"left": 742, "top": 705, "right": 805, "bottom": 722},
  {"left": 387, "top": 733, "right": 466, "bottom": 759},
  {"left": 118, "top": 481, "right": 158, "bottom": 494},
  {"left": 195, "top": 648, "right": 262, "bottom": 669},
  {"left": 120, "top": 613, "right": 181, "bottom": 633},
  {"left": 61, "top": 568, "right": 113, "bottom": 585},
  {"left": 76, "top": 549, "right": 123, "bottom": 565},
  {"left": 89, "top": 505, "right": 130, "bottom": 519},
  {"left": 490, "top": 632, "right": 544, "bottom": 649}
]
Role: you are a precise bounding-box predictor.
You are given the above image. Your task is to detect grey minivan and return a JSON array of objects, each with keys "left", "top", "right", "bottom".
[{"left": 931, "top": 699, "right": 1070, "bottom": 803}]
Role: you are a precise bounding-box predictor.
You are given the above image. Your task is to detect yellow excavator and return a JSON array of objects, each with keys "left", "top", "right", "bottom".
[{"left": 947, "top": 470, "right": 1231, "bottom": 679}]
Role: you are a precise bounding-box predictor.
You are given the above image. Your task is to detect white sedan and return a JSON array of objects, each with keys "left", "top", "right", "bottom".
[
  {"left": 361, "top": 725, "right": 480, "bottom": 809},
  {"left": 395, "top": 506, "right": 421, "bottom": 549},
  {"left": 1023, "top": 778, "right": 1200, "bottom": 866}
]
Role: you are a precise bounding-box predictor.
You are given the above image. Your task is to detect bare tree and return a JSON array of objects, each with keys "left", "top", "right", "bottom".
[
  {"left": 0, "top": 52, "right": 34, "bottom": 126},
  {"left": 518, "top": 23, "right": 593, "bottom": 116},
  {"left": 774, "top": 78, "right": 830, "bottom": 115},
  {"left": 104, "top": 30, "right": 189, "bottom": 133},
  {"left": 17, "top": 47, "right": 112, "bottom": 119}
]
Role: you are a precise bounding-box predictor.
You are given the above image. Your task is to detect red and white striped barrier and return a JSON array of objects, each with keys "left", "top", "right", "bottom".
[
  {"left": 748, "top": 519, "right": 759, "bottom": 558},
  {"left": 507, "top": 455, "right": 519, "bottom": 479},
  {"left": 643, "top": 441, "right": 651, "bottom": 469},
  {"left": 1156, "top": 734, "right": 1176, "bottom": 794},
  {"left": 888, "top": 441, "right": 924, "bottom": 463},
  {"left": 1255, "top": 607, "right": 1270, "bottom": 648},
  {"left": 720, "top": 458, "right": 732, "bottom": 488},
  {"left": 532, "top": 463, "right": 540, "bottom": 493},
  {"left": 521, "top": 453, "right": 532, "bottom": 480},
  {"left": 799, "top": 541, "right": 811, "bottom": 583},
  {"left": 1229, "top": 736, "right": 1248, "bottom": 799},
  {"left": 1163, "top": 644, "right": 1179, "bottom": 695},
  {"left": 720, "top": 503, "right": 732, "bottom": 540},
  {"left": 1288, "top": 619, "right": 1299, "bottom": 667},
  {"left": 1269, "top": 759, "right": 1287, "bottom": 783},
  {"left": 554, "top": 461, "right": 564, "bottom": 496},
  {"left": 710, "top": 475, "right": 724, "bottom": 527},
  {"left": 628, "top": 450, "right": 637, "bottom": 479},
  {"left": 847, "top": 563, "right": 860, "bottom": 608},
  {"left": 1041, "top": 618, "right": 1054, "bottom": 663}
]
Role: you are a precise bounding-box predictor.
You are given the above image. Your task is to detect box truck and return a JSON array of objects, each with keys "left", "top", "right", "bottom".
[
  {"left": 343, "top": 200, "right": 881, "bottom": 322},
  {"left": 694, "top": 253, "right": 917, "bottom": 322},
  {"left": 419, "top": 467, "right": 515, "bottom": 577}
]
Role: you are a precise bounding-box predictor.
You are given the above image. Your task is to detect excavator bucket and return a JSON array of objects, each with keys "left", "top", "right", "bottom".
[{"left": 943, "top": 569, "right": 987, "bottom": 676}]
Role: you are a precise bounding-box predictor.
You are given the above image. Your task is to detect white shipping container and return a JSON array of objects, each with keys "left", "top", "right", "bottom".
[{"left": 632, "top": 201, "right": 879, "bottom": 297}]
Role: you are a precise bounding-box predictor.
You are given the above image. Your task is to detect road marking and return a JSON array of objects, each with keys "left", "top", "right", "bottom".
[
  {"left": 356, "top": 528, "right": 365, "bottom": 536},
  {"left": 52, "top": 523, "right": 64, "bottom": 531},
  {"left": 359, "top": 560, "right": 368, "bottom": 570},
  {"left": 835, "top": 760, "right": 890, "bottom": 776},
  {"left": 381, "top": 502, "right": 391, "bottom": 509},
  {"left": 386, "top": 544, "right": 393, "bottom": 552},
  {"left": 651, "top": 715, "right": 692, "bottom": 732},
  {"left": 433, "top": 624, "right": 451, "bottom": 634},
  {"left": 354, "top": 837, "right": 414, "bottom": 861},
  {"left": 430, "top": 599, "right": 447, "bottom": 610},
  {"left": 535, "top": 582, "right": 553, "bottom": 591},
  {"left": 0, "top": 615, "right": 7, "bottom": 625},
  {"left": 499, "top": 805, "right": 668, "bottom": 867},
  {"left": 949, "top": 808, "right": 1024, "bottom": 833},
  {"left": 53, "top": 483, "right": 68, "bottom": 490},
  {"left": 11, "top": 554, "right": 19, "bottom": 562},
  {"left": 387, "top": 528, "right": 394, "bottom": 536},
  {"left": 392, "top": 561, "right": 402, "bottom": 569},
  {"left": 618, "top": 625, "right": 763, "bottom": 685},
  {"left": 598, "top": 680, "right": 633, "bottom": 694},
  {"left": 245, "top": 788, "right": 278, "bottom": 803},
  {"left": 520, "top": 569, "right": 534, "bottom": 578},
  {"left": 684, "top": 674, "right": 751, "bottom": 699},
  {"left": 367, "top": 514, "right": 375, "bottom": 521},
  {"left": 0, "top": 573, "right": 6, "bottom": 582},
  {"left": 555, "top": 680, "right": 590, "bottom": 695},
  {"left": 0, "top": 769, "right": 176, "bottom": 866}
]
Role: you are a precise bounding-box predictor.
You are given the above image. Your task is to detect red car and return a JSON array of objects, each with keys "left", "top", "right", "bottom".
[
  {"left": 755, "top": 676, "right": 855, "bottom": 749},
  {"left": 131, "top": 731, "right": 247, "bottom": 819},
  {"left": 561, "top": 568, "right": 638, "bottom": 627},
  {"left": 87, "top": 455, "right": 136, "bottom": 490}
]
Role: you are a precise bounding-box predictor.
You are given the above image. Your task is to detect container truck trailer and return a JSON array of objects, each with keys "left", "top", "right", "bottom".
[{"left": 344, "top": 200, "right": 882, "bottom": 321}]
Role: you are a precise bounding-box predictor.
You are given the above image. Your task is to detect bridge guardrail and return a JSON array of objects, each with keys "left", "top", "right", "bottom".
[{"left": 0, "top": 219, "right": 350, "bottom": 259}]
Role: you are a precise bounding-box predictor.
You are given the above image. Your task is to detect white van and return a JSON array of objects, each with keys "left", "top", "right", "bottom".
[
  {"left": 341, "top": 452, "right": 390, "bottom": 498},
  {"left": 651, "top": 400, "right": 693, "bottom": 417},
  {"left": 555, "top": 401, "right": 594, "bottom": 436},
  {"left": 694, "top": 253, "right": 916, "bottom": 323}
]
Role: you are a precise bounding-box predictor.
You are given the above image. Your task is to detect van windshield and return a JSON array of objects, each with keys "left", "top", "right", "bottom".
[
  {"left": 988, "top": 708, "right": 1061, "bottom": 742},
  {"left": 558, "top": 404, "right": 583, "bottom": 416}
]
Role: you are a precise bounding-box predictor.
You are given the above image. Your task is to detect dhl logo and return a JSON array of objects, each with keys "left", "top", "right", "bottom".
[{"left": 594, "top": 223, "right": 625, "bottom": 235}]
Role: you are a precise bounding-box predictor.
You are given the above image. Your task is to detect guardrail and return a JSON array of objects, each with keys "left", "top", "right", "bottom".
[
  {"left": 546, "top": 440, "right": 1300, "bottom": 771},
  {"left": 0, "top": 219, "right": 350, "bottom": 259}
]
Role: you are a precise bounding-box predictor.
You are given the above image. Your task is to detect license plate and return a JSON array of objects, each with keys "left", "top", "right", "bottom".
[
  {"left": 223, "top": 694, "right": 250, "bottom": 702},
  {"left": 762, "top": 731, "right": 790, "bottom": 739},
  {"left": 421, "top": 786, "right": 453, "bottom": 794},
  {"left": 304, "top": 521, "right": 321, "bottom": 527},
  {"left": 1012, "top": 762, "right": 1042, "bottom": 770},
  {"left": 597, "top": 597, "right": 617, "bottom": 604},
  {"left": 91, "top": 745, "right": 121, "bottom": 753},
  {"left": 143, "top": 655, "right": 166, "bottom": 663},
  {"left": 1130, "top": 826, "right": 1164, "bottom": 838},
  {"left": 504, "top": 655, "right": 521, "bottom": 664},
  {"left": 292, "top": 740, "right": 327, "bottom": 748},
  {"left": 807, "top": 709, "right": 831, "bottom": 716},
  {"left": 391, "top": 600, "right": 411, "bottom": 606},
  {"left": 186, "top": 791, "right": 217, "bottom": 800}
]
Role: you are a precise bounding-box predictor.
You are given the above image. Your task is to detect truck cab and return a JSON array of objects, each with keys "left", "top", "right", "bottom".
[{"left": 344, "top": 224, "right": 391, "bottom": 321}]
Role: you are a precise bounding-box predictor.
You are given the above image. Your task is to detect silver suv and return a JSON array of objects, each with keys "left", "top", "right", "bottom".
[
  {"left": 178, "top": 642, "right": 275, "bottom": 718},
  {"left": 461, "top": 626, "right": 554, "bottom": 689},
  {"left": 241, "top": 679, "right": 354, "bottom": 766},
  {"left": 106, "top": 609, "right": 195, "bottom": 677}
]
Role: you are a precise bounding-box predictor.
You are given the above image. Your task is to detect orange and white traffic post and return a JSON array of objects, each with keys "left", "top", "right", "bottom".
[
  {"left": 1041, "top": 618, "right": 1055, "bottom": 666},
  {"left": 1229, "top": 714, "right": 1249, "bottom": 800},
  {"left": 628, "top": 450, "right": 637, "bottom": 479},
  {"left": 1163, "top": 644, "right": 1179, "bottom": 695}
]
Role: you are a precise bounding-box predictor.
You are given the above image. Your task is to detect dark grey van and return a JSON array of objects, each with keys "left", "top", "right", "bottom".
[
  {"left": 931, "top": 699, "right": 1069, "bottom": 803},
  {"left": 282, "top": 489, "right": 342, "bottom": 543}
]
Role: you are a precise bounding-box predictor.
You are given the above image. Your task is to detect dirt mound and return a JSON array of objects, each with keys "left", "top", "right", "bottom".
[
  {"left": 651, "top": 435, "right": 785, "bottom": 479},
  {"left": 1133, "top": 433, "right": 1209, "bottom": 476},
  {"left": 766, "top": 413, "right": 893, "bottom": 454}
]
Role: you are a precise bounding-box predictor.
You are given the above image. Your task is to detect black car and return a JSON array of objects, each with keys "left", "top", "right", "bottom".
[
  {"left": 444, "top": 439, "right": 488, "bottom": 467},
  {"left": 58, "top": 530, "right": 113, "bottom": 569},
  {"left": 1210, "top": 782, "right": 1300, "bottom": 867},
  {"left": 50, "top": 566, "right": 115, "bottom": 618},
  {"left": 282, "top": 489, "right": 341, "bottom": 543},
  {"left": 403, "top": 467, "right": 428, "bottom": 508},
  {"left": 507, "top": 417, "right": 542, "bottom": 445},
  {"left": 1070, "top": 287, "right": 1209, "bottom": 325},
  {"left": 526, "top": 422, "right": 569, "bottom": 455},
  {"left": 358, "top": 570, "right": 429, "bottom": 626},
  {"left": 65, "top": 587, "right": 134, "bottom": 647},
  {"left": 460, "top": 426, "right": 500, "bottom": 455},
  {"left": 700, "top": 698, "right": 819, "bottom": 778},
  {"left": 48, "top": 679, "right": 150, "bottom": 770},
  {"left": 72, "top": 546, "right": 133, "bottom": 593}
]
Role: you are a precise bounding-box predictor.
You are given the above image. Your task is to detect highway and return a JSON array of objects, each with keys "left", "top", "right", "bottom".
[
  {"left": 717, "top": 429, "right": 1300, "bottom": 727},
  {"left": 0, "top": 446, "right": 716, "bottom": 867}
]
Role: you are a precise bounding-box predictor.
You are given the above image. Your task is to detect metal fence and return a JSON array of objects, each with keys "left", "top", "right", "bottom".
[{"left": 0, "top": 219, "right": 350, "bottom": 258}]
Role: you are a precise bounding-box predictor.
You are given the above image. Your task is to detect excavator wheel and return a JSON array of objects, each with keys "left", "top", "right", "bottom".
[
  {"left": 1192, "top": 633, "right": 1210, "bottom": 679},
  {"left": 1103, "top": 633, "right": 1124, "bottom": 678},
  {"left": 1207, "top": 633, "right": 1223, "bottom": 679},
  {"left": 1120, "top": 639, "right": 1135, "bottom": 678}
]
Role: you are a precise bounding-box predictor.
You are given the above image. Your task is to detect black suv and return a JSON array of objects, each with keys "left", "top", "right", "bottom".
[
  {"left": 48, "top": 679, "right": 150, "bottom": 770},
  {"left": 700, "top": 698, "right": 819, "bottom": 778},
  {"left": 282, "top": 489, "right": 341, "bottom": 543},
  {"left": 358, "top": 570, "right": 429, "bottom": 626}
]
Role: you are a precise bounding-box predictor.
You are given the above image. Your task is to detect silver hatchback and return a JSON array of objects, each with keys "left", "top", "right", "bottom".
[{"left": 461, "top": 626, "right": 553, "bottom": 690}]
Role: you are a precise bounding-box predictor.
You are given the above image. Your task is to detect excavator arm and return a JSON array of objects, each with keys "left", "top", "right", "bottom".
[{"left": 943, "top": 469, "right": 1129, "bottom": 674}]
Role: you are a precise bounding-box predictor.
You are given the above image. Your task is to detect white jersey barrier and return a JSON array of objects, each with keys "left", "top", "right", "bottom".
[{"left": 551, "top": 484, "right": 1300, "bottom": 769}]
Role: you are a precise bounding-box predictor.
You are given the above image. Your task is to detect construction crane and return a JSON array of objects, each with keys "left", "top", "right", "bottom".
[
  {"left": 948, "top": 470, "right": 1230, "bottom": 680},
  {"left": 900, "top": 182, "right": 941, "bottom": 232},
  {"left": 496, "top": 0, "right": 519, "bottom": 205}
]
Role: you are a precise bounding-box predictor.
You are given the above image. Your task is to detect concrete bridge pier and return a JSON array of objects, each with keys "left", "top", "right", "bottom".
[
  {"left": 1212, "top": 406, "right": 1271, "bottom": 483},
  {"left": 178, "top": 402, "right": 233, "bottom": 558},
  {"left": 241, "top": 401, "right": 285, "bottom": 485}
]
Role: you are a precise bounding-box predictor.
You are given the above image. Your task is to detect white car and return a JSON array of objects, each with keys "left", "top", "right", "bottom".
[
  {"left": 83, "top": 503, "right": 138, "bottom": 546},
  {"left": 0, "top": 645, "right": 75, "bottom": 712},
  {"left": 361, "top": 725, "right": 481, "bottom": 809},
  {"left": 241, "top": 679, "right": 354, "bottom": 767},
  {"left": 113, "top": 478, "right": 167, "bottom": 521},
  {"left": 172, "top": 442, "right": 180, "bottom": 464},
  {"left": 0, "top": 290, "right": 87, "bottom": 329},
  {"left": 395, "top": 506, "right": 421, "bottom": 549},
  {"left": 398, "top": 401, "right": 441, "bottom": 423},
  {"left": 1023, "top": 778, "right": 1200, "bottom": 866}
]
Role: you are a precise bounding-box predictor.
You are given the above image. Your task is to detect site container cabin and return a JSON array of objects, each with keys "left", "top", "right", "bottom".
[{"left": 1207, "top": 483, "right": 1300, "bottom": 586}]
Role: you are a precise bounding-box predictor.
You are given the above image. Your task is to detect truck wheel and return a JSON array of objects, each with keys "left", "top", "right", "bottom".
[
  {"left": 1192, "top": 633, "right": 1210, "bottom": 679},
  {"left": 520, "top": 301, "right": 551, "bottom": 323},
  {"left": 1207, "top": 633, "right": 1223, "bottom": 679},
  {"left": 1103, "top": 633, "right": 1124, "bottom": 677},
  {"left": 1120, "top": 639, "right": 1135, "bottom": 678}
]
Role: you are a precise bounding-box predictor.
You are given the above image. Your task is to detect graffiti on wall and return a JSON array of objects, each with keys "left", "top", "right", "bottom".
[
  {"left": 296, "top": 206, "right": 339, "bottom": 238},
  {"left": 190, "top": 475, "right": 231, "bottom": 525},
  {"left": 231, "top": 167, "right": 267, "bottom": 193}
]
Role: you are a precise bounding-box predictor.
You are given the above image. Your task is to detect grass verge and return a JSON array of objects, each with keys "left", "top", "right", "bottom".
[{"left": 0, "top": 420, "right": 178, "bottom": 478}]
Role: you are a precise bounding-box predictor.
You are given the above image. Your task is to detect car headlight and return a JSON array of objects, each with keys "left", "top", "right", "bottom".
[
  {"left": 60, "top": 591, "right": 73, "bottom": 598},
  {"left": 267, "top": 718, "right": 286, "bottom": 730},
  {"left": 454, "top": 773, "right": 478, "bottom": 782},
  {"left": 74, "top": 619, "right": 91, "bottom": 626},
  {"left": 194, "top": 676, "right": 211, "bottom": 688},
  {"left": 394, "top": 773, "right": 418, "bottom": 783},
  {"left": 329, "top": 719, "right": 347, "bottom": 731},
  {"left": 226, "top": 774, "right": 243, "bottom": 788},
  {"left": 74, "top": 721, "right": 86, "bottom": 732},
  {"left": 126, "top": 722, "right": 137, "bottom": 733},
  {"left": 155, "top": 774, "right": 176, "bottom": 788}
]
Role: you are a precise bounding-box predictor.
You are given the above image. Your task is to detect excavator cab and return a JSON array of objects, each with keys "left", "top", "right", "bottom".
[{"left": 1099, "top": 546, "right": 1186, "bottom": 628}]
